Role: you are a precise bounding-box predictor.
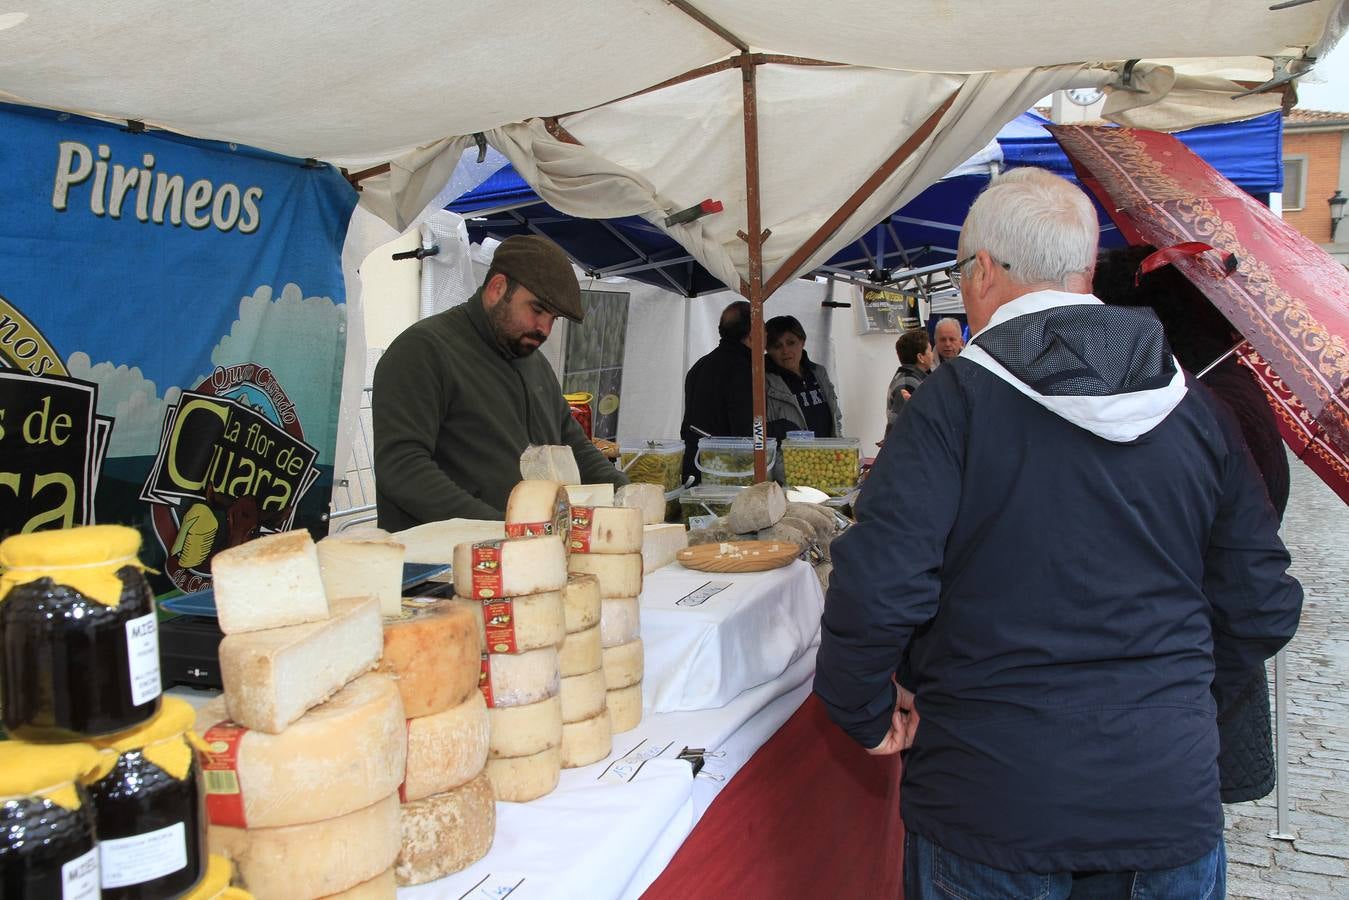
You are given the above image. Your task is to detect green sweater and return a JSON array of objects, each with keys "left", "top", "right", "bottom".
[{"left": 372, "top": 290, "right": 625, "bottom": 529}]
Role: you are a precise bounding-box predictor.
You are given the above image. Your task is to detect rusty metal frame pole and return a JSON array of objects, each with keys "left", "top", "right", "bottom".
[{"left": 738, "top": 53, "right": 769, "bottom": 483}]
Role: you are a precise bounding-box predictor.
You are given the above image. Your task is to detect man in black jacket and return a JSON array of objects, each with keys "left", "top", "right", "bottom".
[
  {"left": 814, "top": 169, "right": 1301, "bottom": 898},
  {"left": 679, "top": 300, "right": 753, "bottom": 482}
]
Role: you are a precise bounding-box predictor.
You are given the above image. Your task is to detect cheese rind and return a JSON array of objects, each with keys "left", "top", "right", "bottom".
[
  {"left": 220, "top": 596, "right": 383, "bottom": 734},
  {"left": 403, "top": 690, "right": 490, "bottom": 802},
  {"left": 396, "top": 773, "right": 495, "bottom": 886},
  {"left": 599, "top": 597, "right": 641, "bottom": 648},
  {"left": 567, "top": 552, "right": 643, "bottom": 598},
  {"left": 478, "top": 590, "right": 566, "bottom": 654},
  {"left": 608, "top": 683, "right": 643, "bottom": 734},
  {"left": 616, "top": 483, "right": 666, "bottom": 526},
  {"left": 380, "top": 599, "right": 481, "bottom": 717},
  {"left": 212, "top": 530, "right": 330, "bottom": 634},
  {"left": 504, "top": 480, "right": 572, "bottom": 544},
  {"left": 562, "top": 573, "right": 601, "bottom": 633},
  {"left": 559, "top": 669, "right": 607, "bottom": 723},
  {"left": 558, "top": 625, "right": 602, "bottom": 677},
  {"left": 317, "top": 532, "right": 406, "bottom": 618},
  {"left": 452, "top": 535, "right": 568, "bottom": 600},
  {"left": 568, "top": 505, "right": 643, "bottom": 554},
  {"left": 519, "top": 445, "right": 581, "bottom": 484},
  {"left": 196, "top": 673, "right": 407, "bottom": 828},
  {"left": 641, "top": 523, "right": 689, "bottom": 574},
  {"left": 602, "top": 639, "right": 644, "bottom": 689},
  {"left": 485, "top": 746, "right": 561, "bottom": 802},
  {"left": 564, "top": 483, "right": 615, "bottom": 507},
  {"left": 320, "top": 867, "right": 396, "bottom": 898},
  {"left": 487, "top": 694, "right": 563, "bottom": 759},
  {"left": 561, "top": 710, "right": 613, "bottom": 768},
  {"left": 482, "top": 646, "right": 560, "bottom": 708},
  {"left": 209, "top": 793, "right": 400, "bottom": 900}
]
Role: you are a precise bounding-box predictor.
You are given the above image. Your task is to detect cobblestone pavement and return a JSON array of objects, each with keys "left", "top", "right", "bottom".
[{"left": 1224, "top": 456, "right": 1349, "bottom": 899}]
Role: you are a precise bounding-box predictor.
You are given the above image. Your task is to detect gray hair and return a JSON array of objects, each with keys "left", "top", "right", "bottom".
[
  {"left": 934, "top": 317, "right": 963, "bottom": 336},
  {"left": 959, "top": 168, "right": 1098, "bottom": 288}
]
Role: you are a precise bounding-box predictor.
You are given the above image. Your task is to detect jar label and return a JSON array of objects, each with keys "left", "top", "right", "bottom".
[
  {"left": 99, "top": 821, "right": 187, "bottom": 889},
  {"left": 61, "top": 846, "right": 100, "bottom": 900},
  {"left": 201, "top": 722, "right": 248, "bottom": 828},
  {"left": 124, "top": 613, "right": 162, "bottom": 707}
]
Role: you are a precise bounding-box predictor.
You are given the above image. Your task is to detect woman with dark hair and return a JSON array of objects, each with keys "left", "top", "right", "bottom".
[
  {"left": 763, "top": 315, "right": 842, "bottom": 442},
  {"left": 1094, "top": 245, "right": 1289, "bottom": 804}
]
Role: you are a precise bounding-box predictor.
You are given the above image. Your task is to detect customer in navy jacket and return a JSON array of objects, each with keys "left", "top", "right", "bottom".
[{"left": 814, "top": 169, "right": 1301, "bottom": 898}]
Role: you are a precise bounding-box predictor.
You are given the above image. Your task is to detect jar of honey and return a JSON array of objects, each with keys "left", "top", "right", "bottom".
[
  {"left": 0, "top": 741, "right": 104, "bottom": 899},
  {"left": 0, "top": 525, "right": 162, "bottom": 740}
]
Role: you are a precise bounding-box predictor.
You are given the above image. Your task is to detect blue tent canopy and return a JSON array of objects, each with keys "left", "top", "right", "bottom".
[{"left": 450, "top": 111, "right": 1282, "bottom": 297}]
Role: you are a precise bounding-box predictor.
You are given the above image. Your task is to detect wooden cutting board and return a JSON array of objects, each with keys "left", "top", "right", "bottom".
[{"left": 676, "top": 540, "right": 800, "bottom": 573}]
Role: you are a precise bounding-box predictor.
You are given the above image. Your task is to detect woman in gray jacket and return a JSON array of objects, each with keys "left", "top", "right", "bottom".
[{"left": 764, "top": 315, "right": 843, "bottom": 441}]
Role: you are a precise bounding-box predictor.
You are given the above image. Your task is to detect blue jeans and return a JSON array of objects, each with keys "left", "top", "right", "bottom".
[{"left": 903, "top": 830, "right": 1226, "bottom": 899}]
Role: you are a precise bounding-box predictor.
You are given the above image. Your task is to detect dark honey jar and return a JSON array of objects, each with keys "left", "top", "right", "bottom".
[
  {"left": 0, "top": 741, "right": 104, "bottom": 899},
  {"left": 0, "top": 525, "right": 162, "bottom": 740},
  {"left": 87, "top": 697, "right": 207, "bottom": 899}
]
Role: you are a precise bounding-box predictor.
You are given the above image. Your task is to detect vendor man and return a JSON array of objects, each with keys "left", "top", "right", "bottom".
[{"left": 372, "top": 235, "right": 626, "bottom": 529}]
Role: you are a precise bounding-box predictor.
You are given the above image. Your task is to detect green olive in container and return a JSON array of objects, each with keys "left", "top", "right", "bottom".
[
  {"left": 694, "top": 437, "right": 777, "bottom": 486},
  {"left": 0, "top": 742, "right": 105, "bottom": 899},
  {"left": 678, "top": 485, "right": 745, "bottom": 527},
  {"left": 782, "top": 437, "right": 861, "bottom": 496},
  {"left": 618, "top": 439, "right": 685, "bottom": 492}
]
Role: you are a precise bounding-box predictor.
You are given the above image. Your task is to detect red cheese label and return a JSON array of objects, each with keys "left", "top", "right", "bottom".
[
  {"left": 478, "top": 653, "right": 495, "bottom": 708},
  {"left": 471, "top": 540, "right": 505, "bottom": 599},
  {"left": 483, "top": 598, "right": 519, "bottom": 654},
  {"left": 505, "top": 521, "right": 552, "bottom": 538},
  {"left": 201, "top": 721, "right": 248, "bottom": 828},
  {"left": 569, "top": 506, "right": 594, "bottom": 553}
]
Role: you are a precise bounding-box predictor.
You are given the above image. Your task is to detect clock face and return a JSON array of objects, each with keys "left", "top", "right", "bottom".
[{"left": 1066, "top": 87, "right": 1104, "bottom": 107}]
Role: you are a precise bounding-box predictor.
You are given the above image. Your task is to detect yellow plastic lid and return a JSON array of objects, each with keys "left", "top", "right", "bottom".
[
  {"left": 181, "top": 854, "right": 235, "bottom": 899},
  {"left": 0, "top": 741, "right": 105, "bottom": 809},
  {"left": 0, "top": 524, "right": 146, "bottom": 607},
  {"left": 90, "top": 697, "right": 201, "bottom": 780},
  {"left": 563, "top": 391, "right": 593, "bottom": 404}
]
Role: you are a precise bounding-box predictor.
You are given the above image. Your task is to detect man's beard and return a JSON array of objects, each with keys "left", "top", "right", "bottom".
[{"left": 488, "top": 295, "right": 548, "bottom": 358}]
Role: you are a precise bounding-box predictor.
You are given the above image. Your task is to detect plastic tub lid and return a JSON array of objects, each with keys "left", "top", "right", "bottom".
[
  {"left": 682, "top": 484, "right": 744, "bottom": 501},
  {"left": 619, "top": 439, "right": 684, "bottom": 454},
  {"left": 781, "top": 436, "right": 860, "bottom": 448}
]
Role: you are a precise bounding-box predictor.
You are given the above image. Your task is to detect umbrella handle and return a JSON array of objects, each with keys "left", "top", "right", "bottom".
[{"left": 1135, "top": 242, "right": 1237, "bottom": 284}]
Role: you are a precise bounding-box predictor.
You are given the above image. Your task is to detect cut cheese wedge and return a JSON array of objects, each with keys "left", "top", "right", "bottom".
[
  {"left": 559, "top": 668, "right": 607, "bottom": 723},
  {"left": 558, "top": 626, "right": 602, "bottom": 678},
  {"left": 504, "top": 479, "right": 572, "bottom": 545},
  {"left": 196, "top": 673, "right": 406, "bottom": 829},
  {"left": 567, "top": 505, "right": 643, "bottom": 554},
  {"left": 481, "top": 646, "right": 560, "bottom": 708},
  {"left": 393, "top": 519, "right": 505, "bottom": 566},
  {"left": 562, "top": 573, "right": 601, "bottom": 633},
  {"left": 403, "top": 690, "right": 490, "bottom": 802},
  {"left": 452, "top": 535, "right": 567, "bottom": 600},
  {"left": 564, "top": 483, "right": 615, "bottom": 507},
  {"left": 487, "top": 694, "right": 563, "bottom": 759},
  {"left": 485, "top": 746, "right": 561, "bottom": 803},
  {"left": 380, "top": 598, "right": 481, "bottom": 718},
  {"left": 209, "top": 793, "right": 400, "bottom": 900},
  {"left": 616, "top": 483, "right": 666, "bottom": 526},
  {"left": 396, "top": 773, "right": 495, "bottom": 886},
  {"left": 561, "top": 709, "right": 612, "bottom": 768},
  {"left": 641, "top": 523, "right": 688, "bottom": 574},
  {"left": 212, "top": 530, "right": 330, "bottom": 634},
  {"left": 321, "top": 867, "right": 396, "bottom": 899},
  {"left": 602, "top": 638, "right": 644, "bottom": 689},
  {"left": 220, "top": 596, "right": 383, "bottom": 734},
  {"left": 519, "top": 445, "right": 580, "bottom": 484},
  {"left": 317, "top": 531, "right": 405, "bottom": 618},
  {"left": 567, "top": 552, "right": 643, "bottom": 598},
  {"left": 599, "top": 597, "right": 641, "bottom": 648},
  {"left": 608, "top": 682, "right": 643, "bottom": 734}
]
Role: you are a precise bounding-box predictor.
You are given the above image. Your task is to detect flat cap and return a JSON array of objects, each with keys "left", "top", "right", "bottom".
[{"left": 491, "top": 235, "right": 583, "bottom": 323}]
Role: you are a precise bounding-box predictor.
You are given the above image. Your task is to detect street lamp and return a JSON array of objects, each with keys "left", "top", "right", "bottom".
[{"left": 1330, "top": 190, "right": 1347, "bottom": 241}]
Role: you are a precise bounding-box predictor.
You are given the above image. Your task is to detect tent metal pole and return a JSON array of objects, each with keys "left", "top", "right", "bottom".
[
  {"left": 1269, "top": 649, "right": 1295, "bottom": 840},
  {"left": 739, "top": 52, "right": 769, "bottom": 483}
]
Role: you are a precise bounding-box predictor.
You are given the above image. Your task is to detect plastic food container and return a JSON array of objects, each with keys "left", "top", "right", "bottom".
[
  {"left": 618, "top": 440, "right": 685, "bottom": 493},
  {"left": 694, "top": 437, "right": 777, "bottom": 486},
  {"left": 0, "top": 742, "right": 105, "bottom": 900},
  {"left": 679, "top": 485, "right": 744, "bottom": 527},
  {"left": 782, "top": 437, "right": 862, "bottom": 496},
  {"left": 0, "top": 525, "right": 162, "bottom": 740}
]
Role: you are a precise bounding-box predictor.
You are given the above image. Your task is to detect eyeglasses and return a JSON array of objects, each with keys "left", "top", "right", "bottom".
[{"left": 949, "top": 252, "right": 1010, "bottom": 290}]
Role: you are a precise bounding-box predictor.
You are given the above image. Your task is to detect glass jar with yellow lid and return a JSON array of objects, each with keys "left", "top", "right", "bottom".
[{"left": 0, "top": 741, "right": 104, "bottom": 898}]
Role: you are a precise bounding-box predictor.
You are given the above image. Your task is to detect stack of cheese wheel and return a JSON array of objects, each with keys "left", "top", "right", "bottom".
[
  {"left": 557, "top": 573, "right": 609, "bottom": 767},
  {"left": 564, "top": 503, "right": 645, "bottom": 734},
  {"left": 379, "top": 598, "right": 494, "bottom": 886},
  {"left": 202, "top": 530, "right": 404, "bottom": 898},
  {"left": 452, "top": 529, "right": 569, "bottom": 803}
]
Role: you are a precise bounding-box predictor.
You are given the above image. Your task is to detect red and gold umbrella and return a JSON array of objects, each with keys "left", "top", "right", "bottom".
[{"left": 1050, "top": 124, "right": 1349, "bottom": 504}]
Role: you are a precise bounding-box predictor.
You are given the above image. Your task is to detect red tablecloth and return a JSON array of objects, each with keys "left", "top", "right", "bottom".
[{"left": 642, "top": 692, "right": 904, "bottom": 899}]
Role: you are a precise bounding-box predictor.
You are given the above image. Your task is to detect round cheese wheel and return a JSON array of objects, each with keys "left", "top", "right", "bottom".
[
  {"left": 562, "top": 573, "right": 601, "bottom": 634},
  {"left": 504, "top": 480, "right": 571, "bottom": 547},
  {"left": 379, "top": 599, "right": 481, "bottom": 717},
  {"left": 558, "top": 625, "right": 602, "bottom": 678},
  {"left": 452, "top": 535, "right": 568, "bottom": 600},
  {"left": 608, "top": 683, "right": 643, "bottom": 734},
  {"left": 568, "top": 505, "right": 643, "bottom": 554},
  {"left": 482, "top": 647, "right": 560, "bottom": 709},
  {"left": 403, "top": 690, "right": 489, "bottom": 802},
  {"left": 602, "top": 638, "right": 644, "bottom": 689},
  {"left": 559, "top": 669, "right": 607, "bottom": 724},
  {"left": 209, "top": 793, "right": 400, "bottom": 899},
  {"left": 488, "top": 694, "right": 563, "bottom": 759},
  {"left": 395, "top": 773, "right": 495, "bottom": 886},
  {"left": 567, "top": 552, "right": 643, "bottom": 598},
  {"left": 196, "top": 673, "right": 406, "bottom": 829},
  {"left": 599, "top": 596, "right": 641, "bottom": 648},
  {"left": 561, "top": 710, "right": 612, "bottom": 769},
  {"left": 486, "top": 746, "right": 561, "bottom": 803},
  {"left": 320, "top": 867, "right": 396, "bottom": 899}
]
